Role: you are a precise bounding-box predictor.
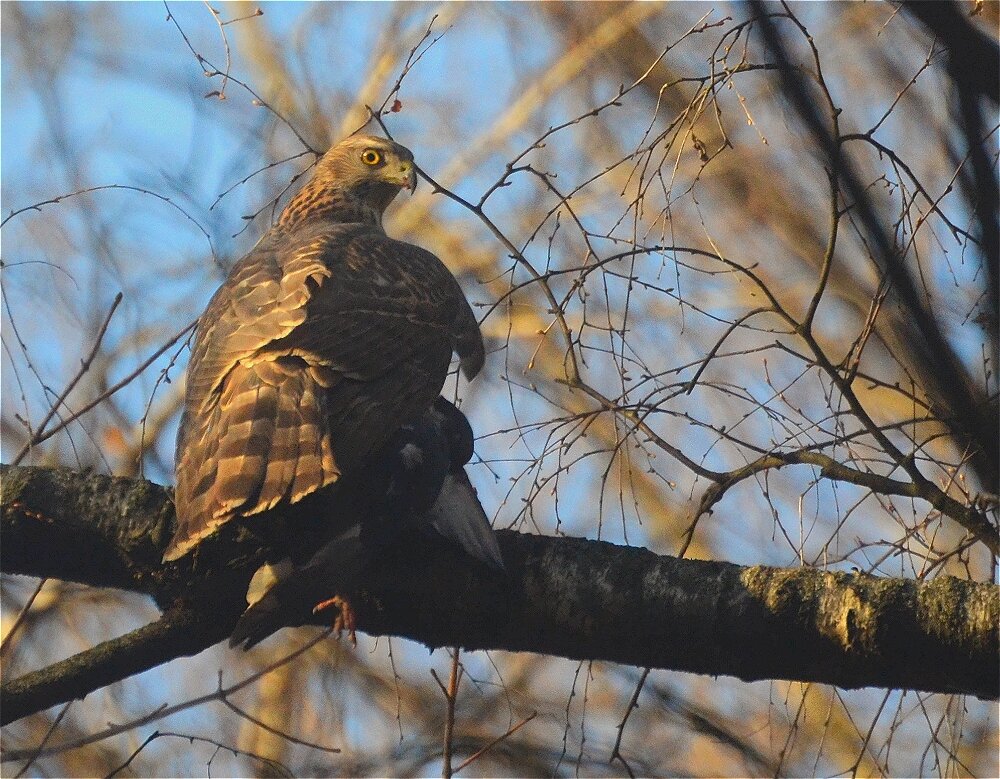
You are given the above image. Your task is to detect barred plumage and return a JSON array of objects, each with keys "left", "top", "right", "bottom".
[{"left": 164, "top": 136, "right": 484, "bottom": 562}]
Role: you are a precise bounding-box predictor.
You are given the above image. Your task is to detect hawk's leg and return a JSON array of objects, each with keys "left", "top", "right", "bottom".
[{"left": 313, "top": 595, "right": 357, "bottom": 646}]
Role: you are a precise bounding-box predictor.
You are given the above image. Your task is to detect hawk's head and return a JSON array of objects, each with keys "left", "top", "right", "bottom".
[
  {"left": 278, "top": 135, "right": 419, "bottom": 228},
  {"left": 316, "top": 134, "right": 417, "bottom": 209}
]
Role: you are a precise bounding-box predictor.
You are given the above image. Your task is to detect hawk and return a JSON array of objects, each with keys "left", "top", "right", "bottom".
[{"left": 164, "top": 135, "right": 485, "bottom": 562}]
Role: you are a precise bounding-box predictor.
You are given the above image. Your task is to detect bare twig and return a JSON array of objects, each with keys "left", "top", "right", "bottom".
[
  {"left": 453, "top": 711, "right": 539, "bottom": 775},
  {"left": 439, "top": 646, "right": 461, "bottom": 779},
  {"left": 0, "top": 578, "right": 47, "bottom": 657},
  {"left": 2, "top": 184, "right": 214, "bottom": 253},
  {"left": 1, "top": 628, "right": 333, "bottom": 761},
  {"left": 13, "top": 701, "right": 72, "bottom": 778},
  {"left": 12, "top": 319, "right": 196, "bottom": 455},
  {"left": 102, "top": 729, "right": 291, "bottom": 778},
  {"left": 610, "top": 668, "right": 649, "bottom": 778},
  {"left": 13, "top": 293, "right": 122, "bottom": 465}
]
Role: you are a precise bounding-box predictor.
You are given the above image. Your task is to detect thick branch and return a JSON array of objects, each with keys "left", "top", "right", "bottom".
[{"left": 1, "top": 463, "right": 997, "bottom": 728}]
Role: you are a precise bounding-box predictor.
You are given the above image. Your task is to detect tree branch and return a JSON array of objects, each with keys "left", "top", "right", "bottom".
[
  {"left": 750, "top": 3, "right": 999, "bottom": 491},
  {"left": 1, "top": 463, "right": 997, "bottom": 729},
  {"left": 1, "top": 606, "right": 237, "bottom": 729}
]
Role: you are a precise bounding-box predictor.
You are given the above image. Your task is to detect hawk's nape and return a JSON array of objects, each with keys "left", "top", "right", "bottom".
[{"left": 164, "top": 135, "right": 484, "bottom": 562}]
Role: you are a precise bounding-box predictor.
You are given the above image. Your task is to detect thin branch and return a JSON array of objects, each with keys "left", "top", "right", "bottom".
[
  {"left": 610, "top": 668, "right": 649, "bottom": 778},
  {"left": 13, "top": 292, "right": 122, "bottom": 465},
  {"left": 13, "top": 319, "right": 196, "bottom": 455},
  {"left": 103, "top": 730, "right": 291, "bottom": 778},
  {"left": 1, "top": 185, "right": 215, "bottom": 256},
  {"left": 13, "top": 701, "right": 72, "bottom": 778},
  {"left": 163, "top": 1, "right": 317, "bottom": 154},
  {"left": 442, "top": 646, "right": 460, "bottom": 779},
  {"left": 686, "top": 449, "right": 999, "bottom": 556},
  {"left": 0, "top": 578, "right": 47, "bottom": 657},
  {"left": 453, "top": 711, "right": 539, "bottom": 775},
  {"left": 1, "top": 628, "right": 332, "bottom": 761},
  {"left": 218, "top": 697, "right": 340, "bottom": 755}
]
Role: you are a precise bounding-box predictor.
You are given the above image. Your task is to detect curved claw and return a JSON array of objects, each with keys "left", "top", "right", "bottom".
[{"left": 313, "top": 595, "right": 357, "bottom": 646}]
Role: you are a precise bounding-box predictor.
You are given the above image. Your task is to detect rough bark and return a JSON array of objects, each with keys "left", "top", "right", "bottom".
[{"left": 1, "top": 463, "right": 997, "bottom": 728}]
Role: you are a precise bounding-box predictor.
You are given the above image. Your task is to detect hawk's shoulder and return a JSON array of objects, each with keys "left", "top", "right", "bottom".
[{"left": 334, "top": 231, "right": 485, "bottom": 379}]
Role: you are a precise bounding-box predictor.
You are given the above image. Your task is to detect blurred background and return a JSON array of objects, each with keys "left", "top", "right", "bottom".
[{"left": 2, "top": 2, "right": 997, "bottom": 776}]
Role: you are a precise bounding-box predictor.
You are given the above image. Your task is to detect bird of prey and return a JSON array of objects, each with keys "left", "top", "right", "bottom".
[{"left": 164, "top": 135, "right": 485, "bottom": 563}]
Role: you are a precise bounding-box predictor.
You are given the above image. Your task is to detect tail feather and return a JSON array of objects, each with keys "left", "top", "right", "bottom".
[
  {"left": 256, "top": 371, "right": 303, "bottom": 513},
  {"left": 229, "top": 582, "right": 305, "bottom": 650}
]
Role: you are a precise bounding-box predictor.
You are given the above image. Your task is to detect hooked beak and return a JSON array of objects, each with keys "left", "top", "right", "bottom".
[{"left": 395, "top": 160, "right": 417, "bottom": 194}]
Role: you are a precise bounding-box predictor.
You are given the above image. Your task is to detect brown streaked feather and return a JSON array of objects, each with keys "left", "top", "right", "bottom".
[{"left": 289, "top": 375, "right": 332, "bottom": 502}]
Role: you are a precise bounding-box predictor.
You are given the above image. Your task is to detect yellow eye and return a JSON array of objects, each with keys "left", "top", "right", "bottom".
[{"left": 361, "top": 149, "right": 382, "bottom": 166}]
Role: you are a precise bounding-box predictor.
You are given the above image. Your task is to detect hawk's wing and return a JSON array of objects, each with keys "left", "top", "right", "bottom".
[{"left": 166, "top": 222, "right": 483, "bottom": 561}]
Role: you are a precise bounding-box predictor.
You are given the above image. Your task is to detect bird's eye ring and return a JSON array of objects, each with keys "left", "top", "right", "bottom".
[{"left": 361, "top": 149, "right": 382, "bottom": 166}]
